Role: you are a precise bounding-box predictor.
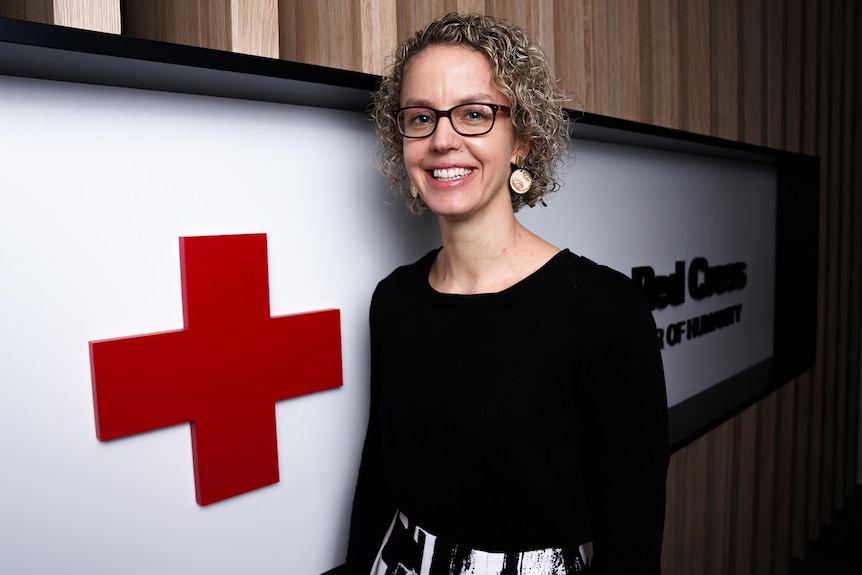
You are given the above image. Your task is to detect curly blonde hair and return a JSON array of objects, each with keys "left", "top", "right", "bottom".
[{"left": 372, "top": 12, "right": 571, "bottom": 214}]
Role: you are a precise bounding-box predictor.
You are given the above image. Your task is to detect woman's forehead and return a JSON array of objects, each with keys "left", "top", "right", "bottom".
[{"left": 400, "top": 45, "right": 500, "bottom": 103}]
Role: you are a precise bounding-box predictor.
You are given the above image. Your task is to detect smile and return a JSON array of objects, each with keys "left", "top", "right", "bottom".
[{"left": 432, "top": 167, "right": 474, "bottom": 181}]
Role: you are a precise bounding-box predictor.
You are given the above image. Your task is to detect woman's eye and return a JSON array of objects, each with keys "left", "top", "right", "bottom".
[
  {"left": 408, "top": 111, "right": 433, "bottom": 125},
  {"left": 460, "top": 107, "right": 490, "bottom": 123}
]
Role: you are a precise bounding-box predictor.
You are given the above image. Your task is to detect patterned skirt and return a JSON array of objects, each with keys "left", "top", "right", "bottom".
[{"left": 371, "top": 512, "right": 589, "bottom": 575}]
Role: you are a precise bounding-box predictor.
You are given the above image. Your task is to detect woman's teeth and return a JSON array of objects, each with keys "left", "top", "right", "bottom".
[{"left": 433, "top": 167, "right": 473, "bottom": 181}]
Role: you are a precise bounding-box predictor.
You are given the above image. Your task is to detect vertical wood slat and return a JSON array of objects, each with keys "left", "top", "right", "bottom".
[
  {"left": 709, "top": 0, "right": 738, "bottom": 140},
  {"left": 677, "top": 0, "right": 710, "bottom": 135},
  {"left": 732, "top": 405, "right": 759, "bottom": 575},
  {"left": 757, "top": 3, "right": 786, "bottom": 570},
  {"left": 124, "top": 1, "right": 228, "bottom": 52},
  {"left": 754, "top": 393, "right": 778, "bottom": 574},
  {"left": 846, "top": 0, "right": 862, "bottom": 501},
  {"left": 279, "top": 0, "right": 360, "bottom": 71},
  {"left": 0, "top": 0, "right": 52, "bottom": 23},
  {"left": 681, "top": 436, "right": 707, "bottom": 574},
  {"left": 819, "top": 3, "right": 841, "bottom": 525},
  {"left": 739, "top": 0, "right": 764, "bottom": 144},
  {"left": 774, "top": 384, "right": 796, "bottom": 575},
  {"left": 640, "top": 0, "right": 679, "bottom": 130},
  {"left": 616, "top": 0, "right": 640, "bottom": 122},
  {"left": 551, "top": 0, "right": 589, "bottom": 111},
  {"left": 484, "top": 0, "right": 556, "bottom": 76},
  {"left": 792, "top": 373, "right": 813, "bottom": 557},
  {"left": 783, "top": 0, "right": 803, "bottom": 154},
  {"left": 359, "top": 0, "right": 397, "bottom": 76},
  {"left": 393, "top": 0, "right": 482, "bottom": 52},
  {"left": 807, "top": 0, "right": 831, "bottom": 543},
  {"left": 704, "top": 420, "right": 734, "bottom": 575},
  {"left": 794, "top": 0, "right": 820, "bottom": 558},
  {"left": 124, "top": 0, "right": 276, "bottom": 57},
  {"left": 660, "top": 452, "right": 680, "bottom": 574},
  {"left": 586, "top": 0, "right": 612, "bottom": 118},
  {"left": 835, "top": 0, "right": 859, "bottom": 506},
  {"left": 0, "top": 0, "right": 119, "bottom": 32},
  {"left": 765, "top": 0, "right": 786, "bottom": 149},
  {"left": 231, "top": 0, "right": 277, "bottom": 58},
  {"left": 826, "top": 0, "right": 851, "bottom": 509},
  {"left": 54, "top": 0, "right": 120, "bottom": 33}
]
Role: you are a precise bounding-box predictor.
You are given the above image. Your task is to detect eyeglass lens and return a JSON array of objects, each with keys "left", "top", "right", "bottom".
[{"left": 397, "top": 104, "right": 501, "bottom": 138}]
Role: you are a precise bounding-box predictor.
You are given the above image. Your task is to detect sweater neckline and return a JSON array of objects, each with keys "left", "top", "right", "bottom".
[{"left": 416, "top": 247, "right": 575, "bottom": 306}]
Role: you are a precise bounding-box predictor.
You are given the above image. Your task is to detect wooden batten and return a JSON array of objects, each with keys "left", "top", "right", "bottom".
[
  {"left": 123, "top": 0, "right": 277, "bottom": 57},
  {"left": 0, "top": 0, "right": 119, "bottom": 32}
]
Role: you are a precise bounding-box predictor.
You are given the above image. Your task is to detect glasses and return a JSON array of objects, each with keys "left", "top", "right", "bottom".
[{"left": 393, "top": 103, "right": 511, "bottom": 138}]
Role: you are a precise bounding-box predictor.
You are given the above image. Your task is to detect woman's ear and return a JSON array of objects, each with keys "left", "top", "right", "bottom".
[{"left": 511, "top": 137, "right": 530, "bottom": 166}]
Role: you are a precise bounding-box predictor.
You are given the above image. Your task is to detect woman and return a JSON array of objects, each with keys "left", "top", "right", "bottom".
[{"left": 347, "top": 13, "right": 668, "bottom": 575}]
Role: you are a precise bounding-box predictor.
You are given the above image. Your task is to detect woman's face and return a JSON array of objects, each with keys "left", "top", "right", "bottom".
[{"left": 399, "top": 44, "right": 528, "bottom": 221}]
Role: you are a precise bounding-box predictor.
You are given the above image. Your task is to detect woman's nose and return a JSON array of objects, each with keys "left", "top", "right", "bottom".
[{"left": 429, "top": 116, "right": 461, "bottom": 150}]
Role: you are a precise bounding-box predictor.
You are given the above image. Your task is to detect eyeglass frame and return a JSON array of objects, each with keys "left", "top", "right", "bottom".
[{"left": 392, "top": 103, "right": 512, "bottom": 139}]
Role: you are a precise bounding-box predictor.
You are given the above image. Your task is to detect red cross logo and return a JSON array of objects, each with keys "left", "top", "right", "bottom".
[{"left": 89, "top": 234, "right": 342, "bottom": 505}]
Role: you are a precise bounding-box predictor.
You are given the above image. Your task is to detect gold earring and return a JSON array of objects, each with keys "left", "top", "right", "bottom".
[
  {"left": 410, "top": 182, "right": 419, "bottom": 199},
  {"left": 509, "top": 155, "right": 533, "bottom": 195}
]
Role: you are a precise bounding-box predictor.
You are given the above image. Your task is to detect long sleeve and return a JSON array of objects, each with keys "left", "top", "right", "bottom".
[
  {"left": 345, "top": 289, "right": 396, "bottom": 575},
  {"left": 578, "top": 277, "right": 669, "bottom": 574}
]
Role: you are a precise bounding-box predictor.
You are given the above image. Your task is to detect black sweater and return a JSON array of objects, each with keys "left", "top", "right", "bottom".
[{"left": 346, "top": 248, "right": 669, "bottom": 574}]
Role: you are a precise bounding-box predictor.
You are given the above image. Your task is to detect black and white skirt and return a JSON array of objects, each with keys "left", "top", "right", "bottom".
[{"left": 371, "top": 512, "right": 589, "bottom": 575}]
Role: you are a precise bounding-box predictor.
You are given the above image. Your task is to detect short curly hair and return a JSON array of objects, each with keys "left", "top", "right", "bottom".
[{"left": 372, "top": 12, "right": 571, "bottom": 214}]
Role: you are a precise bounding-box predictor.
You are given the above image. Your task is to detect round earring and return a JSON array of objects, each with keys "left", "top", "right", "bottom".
[
  {"left": 509, "top": 155, "right": 533, "bottom": 195},
  {"left": 409, "top": 182, "right": 419, "bottom": 199}
]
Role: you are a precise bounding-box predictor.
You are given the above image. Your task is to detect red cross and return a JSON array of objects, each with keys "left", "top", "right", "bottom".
[{"left": 89, "top": 234, "right": 342, "bottom": 506}]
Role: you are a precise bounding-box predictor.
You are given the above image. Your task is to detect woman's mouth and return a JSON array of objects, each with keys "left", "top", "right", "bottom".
[{"left": 432, "top": 167, "right": 474, "bottom": 182}]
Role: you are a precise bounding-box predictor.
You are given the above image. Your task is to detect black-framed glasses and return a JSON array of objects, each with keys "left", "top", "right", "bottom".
[{"left": 393, "top": 103, "right": 511, "bottom": 138}]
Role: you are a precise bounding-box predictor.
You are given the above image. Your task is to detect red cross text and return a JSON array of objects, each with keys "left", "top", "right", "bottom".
[{"left": 89, "top": 234, "right": 342, "bottom": 505}]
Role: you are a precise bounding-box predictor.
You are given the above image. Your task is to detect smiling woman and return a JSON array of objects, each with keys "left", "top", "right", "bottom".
[
  {"left": 346, "top": 12, "right": 670, "bottom": 575},
  {"left": 371, "top": 13, "right": 570, "bottom": 216}
]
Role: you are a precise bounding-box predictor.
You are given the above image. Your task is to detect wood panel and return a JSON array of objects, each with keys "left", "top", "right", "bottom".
[
  {"left": 660, "top": 452, "right": 681, "bottom": 574},
  {"left": 847, "top": 0, "right": 862, "bottom": 502},
  {"left": 0, "top": 0, "right": 51, "bottom": 24},
  {"left": 732, "top": 405, "right": 759, "bottom": 574},
  {"left": 550, "top": 0, "right": 588, "bottom": 112},
  {"left": 124, "top": 0, "right": 229, "bottom": 52},
  {"left": 0, "top": 0, "right": 119, "bottom": 32},
  {"left": 124, "top": 0, "right": 276, "bottom": 57},
  {"left": 359, "top": 0, "right": 397, "bottom": 76},
  {"left": 792, "top": 373, "right": 813, "bottom": 557},
  {"left": 783, "top": 0, "right": 803, "bottom": 153},
  {"left": 644, "top": 0, "right": 678, "bottom": 129},
  {"left": 681, "top": 436, "right": 707, "bottom": 573},
  {"left": 231, "top": 0, "right": 278, "bottom": 58},
  {"left": 484, "top": 0, "right": 555, "bottom": 76},
  {"left": 280, "top": 0, "right": 360, "bottom": 71},
  {"left": 836, "top": 0, "right": 859, "bottom": 506},
  {"left": 394, "top": 0, "right": 483, "bottom": 48},
  {"left": 820, "top": 0, "right": 842, "bottom": 528},
  {"left": 754, "top": 393, "right": 778, "bottom": 574},
  {"left": 709, "top": 0, "right": 738, "bottom": 140},
  {"left": 703, "top": 420, "right": 734, "bottom": 575},
  {"left": 774, "top": 384, "right": 796, "bottom": 575},
  {"left": 677, "top": 0, "right": 710, "bottom": 134}
]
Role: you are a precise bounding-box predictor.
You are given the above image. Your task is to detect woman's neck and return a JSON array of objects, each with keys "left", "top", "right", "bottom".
[{"left": 430, "top": 215, "right": 559, "bottom": 295}]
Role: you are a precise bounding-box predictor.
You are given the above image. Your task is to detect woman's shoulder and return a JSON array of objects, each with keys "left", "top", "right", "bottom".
[
  {"left": 556, "top": 251, "right": 653, "bottom": 319},
  {"left": 558, "top": 251, "right": 639, "bottom": 293},
  {"left": 372, "top": 248, "right": 440, "bottom": 302},
  {"left": 380, "top": 248, "right": 438, "bottom": 284}
]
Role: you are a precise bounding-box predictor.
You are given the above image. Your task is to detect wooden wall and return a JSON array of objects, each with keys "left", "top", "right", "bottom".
[
  {"left": 2, "top": 1, "right": 859, "bottom": 573},
  {"left": 0, "top": 0, "right": 119, "bottom": 31}
]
